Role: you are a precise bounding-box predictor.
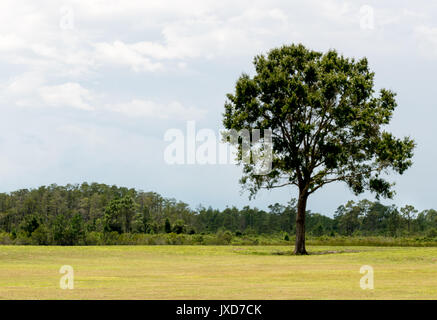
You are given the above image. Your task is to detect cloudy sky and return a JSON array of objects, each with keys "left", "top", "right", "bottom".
[{"left": 1, "top": 0, "right": 436, "bottom": 215}]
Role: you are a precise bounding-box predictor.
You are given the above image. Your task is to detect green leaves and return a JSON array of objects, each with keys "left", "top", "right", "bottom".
[
  {"left": 223, "top": 43, "right": 415, "bottom": 199},
  {"left": 104, "top": 196, "right": 137, "bottom": 233}
]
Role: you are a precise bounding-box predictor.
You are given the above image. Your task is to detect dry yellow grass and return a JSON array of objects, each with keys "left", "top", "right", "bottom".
[{"left": 0, "top": 245, "right": 436, "bottom": 299}]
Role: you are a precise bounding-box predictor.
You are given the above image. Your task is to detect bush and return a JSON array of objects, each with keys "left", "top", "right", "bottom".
[
  {"left": 118, "top": 233, "right": 136, "bottom": 245},
  {"left": 31, "top": 226, "right": 49, "bottom": 245},
  {"left": 244, "top": 227, "right": 257, "bottom": 236},
  {"left": 151, "top": 234, "right": 167, "bottom": 245},
  {"left": 216, "top": 230, "right": 233, "bottom": 245},
  {"left": 133, "top": 234, "right": 151, "bottom": 245},
  {"left": 164, "top": 219, "right": 172, "bottom": 233},
  {"left": 167, "top": 233, "right": 183, "bottom": 245},
  {"left": 14, "top": 232, "right": 32, "bottom": 245},
  {"left": 192, "top": 234, "right": 204, "bottom": 244},
  {"left": 85, "top": 232, "right": 102, "bottom": 245},
  {"left": 313, "top": 224, "right": 324, "bottom": 237},
  {"left": 0, "top": 232, "right": 12, "bottom": 245},
  {"left": 172, "top": 220, "right": 186, "bottom": 234},
  {"left": 284, "top": 233, "right": 290, "bottom": 241},
  {"left": 103, "top": 231, "right": 120, "bottom": 245},
  {"left": 426, "top": 228, "right": 437, "bottom": 238},
  {"left": 20, "top": 215, "right": 40, "bottom": 237}
]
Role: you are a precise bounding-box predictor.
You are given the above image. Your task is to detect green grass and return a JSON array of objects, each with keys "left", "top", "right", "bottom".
[{"left": 1, "top": 245, "right": 437, "bottom": 299}]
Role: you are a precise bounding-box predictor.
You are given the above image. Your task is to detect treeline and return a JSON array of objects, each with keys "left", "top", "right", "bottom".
[{"left": 0, "top": 183, "right": 436, "bottom": 245}]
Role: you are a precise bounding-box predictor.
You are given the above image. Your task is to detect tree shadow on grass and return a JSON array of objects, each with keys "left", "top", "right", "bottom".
[{"left": 235, "top": 249, "right": 361, "bottom": 256}]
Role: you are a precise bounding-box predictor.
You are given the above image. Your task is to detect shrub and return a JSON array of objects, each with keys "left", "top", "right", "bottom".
[
  {"left": 103, "top": 231, "right": 120, "bottom": 245},
  {"left": 426, "top": 228, "right": 437, "bottom": 238},
  {"left": 167, "top": 232, "right": 183, "bottom": 245},
  {"left": 284, "top": 233, "right": 290, "bottom": 241},
  {"left": 31, "top": 226, "right": 49, "bottom": 245},
  {"left": 151, "top": 234, "right": 167, "bottom": 245},
  {"left": 85, "top": 232, "right": 102, "bottom": 245},
  {"left": 192, "top": 234, "right": 204, "bottom": 244},
  {"left": 216, "top": 230, "right": 233, "bottom": 245},
  {"left": 313, "top": 224, "right": 324, "bottom": 237},
  {"left": 172, "top": 220, "right": 186, "bottom": 234},
  {"left": 118, "top": 233, "right": 136, "bottom": 245},
  {"left": 20, "top": 215, "right": 40, "bottom": 237},
  {"left": 244, "top": 227, "right": 257, "bottom": 236},
  {"left": 133, "top": 234, "right": 151, "bottom": 245},
  {"left": 14, "top": 232, "right": 32, "bottom": 245},
  {"left": 164, "top": 219, "right": 172, "bottom": 233},
  {"left": 0, "top": 232, "right": 12, "bottom": 245}
]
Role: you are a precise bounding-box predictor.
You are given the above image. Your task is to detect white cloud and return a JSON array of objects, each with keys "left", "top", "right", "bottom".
[
  {"left": 415, "top": 25, "right": 437, "bottom": 59},
  {"left": 108, "top": 99, "right": 207, "bottom": 120},
  {"left": 38, "top": 82, "right": 94, "bottom": 110},
  {"left": 3, "top": 72, "right": 44, "bottom": 97},
  {"left": 57, "top": 124, "right": 107, "bottom": 147},
  {"left": 94, "top": 41, "right": 163, "bottom": 72},
  {"left": 1, "top": 0, "right": 429, "bottom": 84},
  {"left": 0, "top": 34, "right": 25, "bottom": 51},
  {"left": 1, "top": 73, "right": 206, "bottom": 121},
  {"left": 88, "top": 6, "right": 294, "bottom": 66},
  {"left": 0, "top": 0, "right": 434, "bottom": 115},
  {"left": 316, "top": 0, "right": 353, "bottom": 22}
]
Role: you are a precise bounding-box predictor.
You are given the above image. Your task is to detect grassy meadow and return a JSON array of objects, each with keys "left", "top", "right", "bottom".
[{"left": 1, "top": 245, "right": 437, "bottom": 299}]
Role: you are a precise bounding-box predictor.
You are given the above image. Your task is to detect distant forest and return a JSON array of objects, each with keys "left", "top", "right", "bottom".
[{"left": 0, "top": 183, "right": 437, "bottom": 245}]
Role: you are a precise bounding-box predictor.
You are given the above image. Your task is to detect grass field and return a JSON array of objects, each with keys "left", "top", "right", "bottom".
[{"left": 1, "top": 245, "right": 437, "bottom": 299}]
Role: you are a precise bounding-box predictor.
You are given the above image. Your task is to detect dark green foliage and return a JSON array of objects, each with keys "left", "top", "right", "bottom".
[
  {"left": 164, "top": 218, "right": 172, "bottom": 233},
  {"left": 104, "top": 196, "right": 137, "bottom": 233},
  {"left": 31, "top": 225, "right": 49, "bottom": 245},
  {"left": 0, "top": 182, "right": 434, "bottom": 245},
  {"left": 223, "top": 44, "right": 415, "bottom": 199},
  {"left": 313, "top": 224, "right": 324, "bottom": 237},
  {"left": 20, "top": 215, "right": 40, "bottom": 237},
  {"left": 172, "top": 219, "right": 186, "bottom": 234},
  {"left": 426, "top": 228, "right": 437, "bottom": 238},
  {"left": 216, "top": 230, "right": 233, "bottom": 244}
]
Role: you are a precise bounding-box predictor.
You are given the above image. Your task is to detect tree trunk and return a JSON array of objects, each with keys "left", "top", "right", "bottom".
[{"left": 294, "top": 191, "right": 308, "bottom": 255}]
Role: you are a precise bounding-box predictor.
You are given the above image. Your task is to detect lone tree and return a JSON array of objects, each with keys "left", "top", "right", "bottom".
[{"left": 223, "top": 44, "right": 415, "bottom": 254}]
